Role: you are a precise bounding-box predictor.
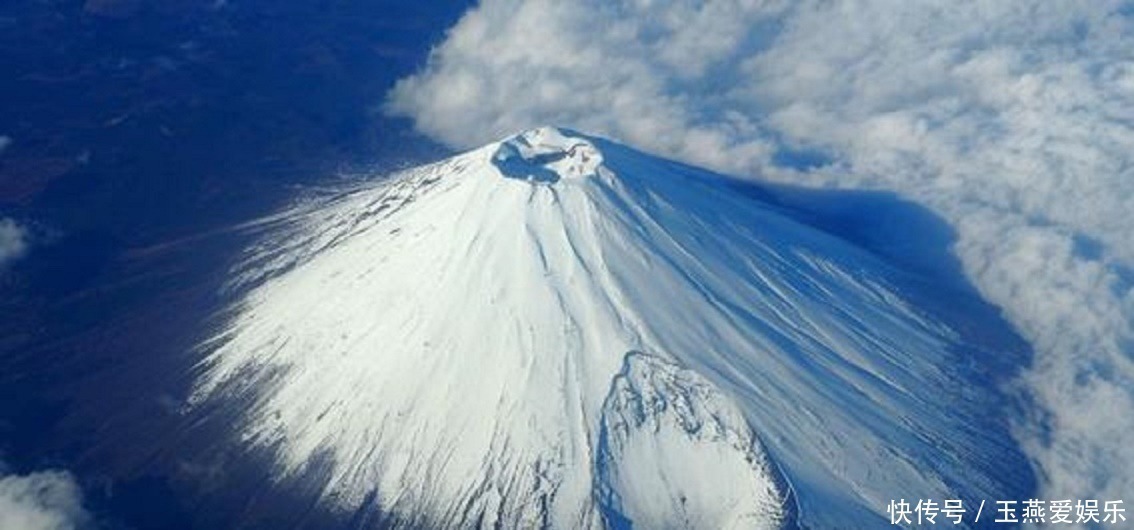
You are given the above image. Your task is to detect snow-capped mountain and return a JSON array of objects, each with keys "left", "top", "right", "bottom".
[{"left": 190, "top": 127, "right": 1032, "bottom": 529}]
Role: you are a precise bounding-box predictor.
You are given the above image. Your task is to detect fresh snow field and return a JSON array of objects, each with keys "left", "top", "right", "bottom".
[{"left": 190, "top": 127, "right": 1033, "bottom": 529}]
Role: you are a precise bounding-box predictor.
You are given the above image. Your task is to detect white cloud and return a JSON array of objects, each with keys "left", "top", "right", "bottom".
[
  {"left": 387, "top": 0, "right": 1134, "bottom": 510},
  {"left": 0, "top": 218, "right": 29, "bottom": 267},
  {"left": 0, "top": 468, "right": 89, "bottom": 530}
]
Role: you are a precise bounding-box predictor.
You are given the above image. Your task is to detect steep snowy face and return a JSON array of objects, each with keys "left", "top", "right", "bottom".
[{"left": 191, "top": 127, "right": 1031, "bottom": 529}]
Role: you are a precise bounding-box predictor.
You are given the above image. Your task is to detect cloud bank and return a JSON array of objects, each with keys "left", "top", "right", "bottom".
[
  {"left": 387, "top": 0, "right": 1134, "bottom": 509},
  {"left": 0, "top": 467, "right": 89, "bottom": 530},
  {"left": 0, "top": 218, "right": 29, "bottom": 267}
]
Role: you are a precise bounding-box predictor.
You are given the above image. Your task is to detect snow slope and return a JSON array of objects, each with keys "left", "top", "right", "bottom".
[{"left": 191, "top": 127, "right": 1032, "bottom": 529}]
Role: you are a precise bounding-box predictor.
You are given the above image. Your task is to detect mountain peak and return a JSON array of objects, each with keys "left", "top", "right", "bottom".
[
  {"left": 191, "top": 129, "right": 1032, "bottom": 529},
  {"left": 491, "top": 126, "right": 603, "bottom": 183}
]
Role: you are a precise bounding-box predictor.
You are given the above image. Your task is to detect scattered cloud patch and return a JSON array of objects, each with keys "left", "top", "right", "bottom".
[
  {"left": 385, "top": 0, "right": 791, "bottom": 172},
  {"left": 0, "top": 218, "right": 29, "bottom": 267},
  {"left": 0, "top": 135, "right": 11, "bottom": 156},
  {"left": 0, "top": 467, "right": 89, "bottom": 530},
  {"left": 387, "top": 0, "right": 1134, "bottom": 505}
]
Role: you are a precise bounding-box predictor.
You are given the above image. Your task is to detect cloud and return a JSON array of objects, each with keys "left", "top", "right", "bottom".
[
  {"left": 387, "top": 0, "right": 1134, "bottom": 508},
  {"left": 0, "top": 218, "right": 29, "bottom": 267},
  {"left": 0, "top": 467, "right": 89, "bottom": 530}
]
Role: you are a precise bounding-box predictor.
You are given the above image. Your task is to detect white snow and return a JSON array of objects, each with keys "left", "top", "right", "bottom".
[
  {"left": 596, "top": 352, "right": 789, "bottom": 530},
  {"left": 191, "top": 127, "right": 1030, "bottom": 529}
]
